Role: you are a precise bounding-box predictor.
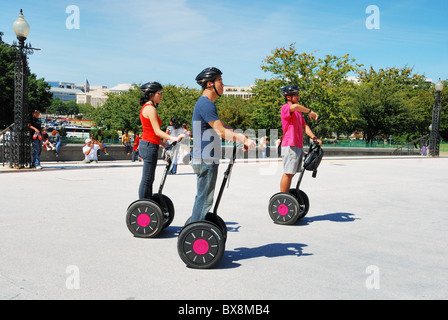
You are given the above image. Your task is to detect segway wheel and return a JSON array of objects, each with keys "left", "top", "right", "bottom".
[
  {"left": 152, "top": 193, "right": 175, "bottom": 229},
  {"left": 126, "top": 200, "right": 164, "bottom": 238},
  {"left": 177, "top": 222, "right": 225, "bottom": 269},
  {"left": 268, "top": 192, "right": 299, "bottom": 225},
  {"left": 289, "top": 189, "right": 310, "bottom": 219}
]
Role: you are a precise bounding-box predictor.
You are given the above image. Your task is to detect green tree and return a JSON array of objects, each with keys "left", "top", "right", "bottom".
[
  {"left": 249, "top": 78, "right": 286, "bottom": 132},
  {"left": 77, "top": 102, "right": 95, "bottom": 118},
  {"left": 91, "top": 84, "right": 141, "bottom": 132},
  {"left": 47, "top": 97, "right": 65, "bottom": 115},
  {"left": 0, "top": 33, "right": 15, "bottom": 129},
  {"left": 0, "top": 32, "right": 52, "bottom": 129},
  {"left": 344, "top": 66, "right": 428, "bottom": 145},
  {"left": 215, "top": 95, "right": 254, "bottom": 131},
  {"left": 157, "top": 84, "right": 201, "bottom": 129},
  {"left": 28, "top": 74, "right": 53, "bottom": 112},
  {"left": 64, "top": 100, "right": 79, "bottom": 115},
  {"left": 260, "top": 43, "right": 362, "bottom": 136}
]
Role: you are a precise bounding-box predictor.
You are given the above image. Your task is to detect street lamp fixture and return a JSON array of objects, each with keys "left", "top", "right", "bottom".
[
  {"left": 13, "top": 9, "right": 30, "bottom": 42},
  {"left": 435, "top": 79, "right": 444, "bottom": 92}
]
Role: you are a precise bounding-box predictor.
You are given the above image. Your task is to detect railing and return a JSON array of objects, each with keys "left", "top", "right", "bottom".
[
  {"left": 393, "top": 134, "right": 429, "bottom": 155},
  {"left": 1, "top": 124, "right": 14, "bottom": 167}
]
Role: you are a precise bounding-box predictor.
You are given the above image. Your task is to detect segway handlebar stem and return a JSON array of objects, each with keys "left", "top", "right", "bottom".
[
  {"left": 212, "top": 144, "right": 239, "bottom": 215},
  {"left": 158, "top": 141, "right": 178, "bottom": 194}
]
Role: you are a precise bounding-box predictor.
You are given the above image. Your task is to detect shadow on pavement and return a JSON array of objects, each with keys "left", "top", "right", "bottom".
[
  {"left": 297, "top": 212, "right": 358, "bottom": 226},
  {"left": 220, "top": 242, "right": 311, "bottom": 269}
]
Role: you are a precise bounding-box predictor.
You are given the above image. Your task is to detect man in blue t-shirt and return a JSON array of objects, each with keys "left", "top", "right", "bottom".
[
  {"left": 192, "top": 95, "right": 221, "bottom": 161},
  {"left": 190, "top": 67, "right": 256, "bottom": 222}
]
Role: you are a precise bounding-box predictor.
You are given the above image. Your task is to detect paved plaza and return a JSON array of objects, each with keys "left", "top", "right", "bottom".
[{"left": 0, "top": 156, "right": 447, "bottom": 300}]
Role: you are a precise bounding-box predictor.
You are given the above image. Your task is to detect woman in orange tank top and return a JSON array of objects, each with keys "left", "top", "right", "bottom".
[{"left": 138, "top": 82, "right": 182, "bottom": 200}]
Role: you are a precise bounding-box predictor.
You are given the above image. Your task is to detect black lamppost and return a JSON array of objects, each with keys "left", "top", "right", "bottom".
[
  {"left": 8, "top": 9, "right": 39, "bottom": 168},
  {"left": 429, "top": 79, "right": 444, "bottom": 157}
]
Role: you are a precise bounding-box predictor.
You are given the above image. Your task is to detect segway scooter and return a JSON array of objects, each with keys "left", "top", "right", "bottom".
[
  {"left": 177, "top": 144, "right": 238, "bottom": 269},
  {"left": 268, "top": 142, "right": 324, "bottom": 225},
  {"left": 126, "top": 142, "right": 178, "bottom": 238}
]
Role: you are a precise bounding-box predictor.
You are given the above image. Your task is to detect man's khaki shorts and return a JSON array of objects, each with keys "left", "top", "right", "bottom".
[{"left": 281, "top": 146, "right": 303, "bottom": 174}]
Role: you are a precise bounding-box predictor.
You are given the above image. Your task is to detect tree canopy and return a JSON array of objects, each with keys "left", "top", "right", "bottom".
[
  {"left": 0, "top": 32, "right": 53, "bottom": 129},
  {"left": 1, "top": 35, "right": 445, "bottom": 145}
]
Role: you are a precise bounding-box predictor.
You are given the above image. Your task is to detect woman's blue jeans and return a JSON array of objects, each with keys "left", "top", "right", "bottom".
[
  {"left": 138, "top": 140, "right": 159, "bottom": 200},
  {"left": 191, "top": 159, "right": 219, "bottom": 222}
]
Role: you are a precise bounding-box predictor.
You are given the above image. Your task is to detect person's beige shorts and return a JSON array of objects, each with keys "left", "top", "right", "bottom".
[{"left": 281, "top": 146, "right": 303, "bottom": 174}]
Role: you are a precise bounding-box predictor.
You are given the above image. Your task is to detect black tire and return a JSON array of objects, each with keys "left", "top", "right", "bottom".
[
  {"left": 289, "top": 188, "right": 310, "bottom": 219},
  {"left": 268, "top": 192, "right": 299, "bottom": 225},
  {"left": 184, "top": 215, "right": 227, "bottom": 240},
  {"left": 152, "top": 193, "right": 175, "bottom": 229},
  {"left": 126, "top": 200, "right": 164, "bottom": 238},
  {"left": 177, "top": 221, "right": 225, "bottom": 269},
  {"left": 205, "top": 212, "right": 227, "bottom": 240}
]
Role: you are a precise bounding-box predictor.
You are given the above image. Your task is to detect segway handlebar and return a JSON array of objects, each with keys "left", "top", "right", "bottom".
[
  {"left": 163, "top": 141, "right": 179, "bottom": 161},
  {"left": 165, "top": 140, "right": 177, "bottom": 151},
  {"left": 304, "top": 142, "right": 324, "bottom": 178}
]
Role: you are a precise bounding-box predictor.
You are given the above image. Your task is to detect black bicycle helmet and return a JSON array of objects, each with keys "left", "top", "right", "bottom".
[
  {"left": 140, "top": 82, "right": 163, "bottom": 106},
  {"left": 281, "top": 84, "right": 301, "bottom": 96},
  {"left": 140, "top": 81, "right": 163, "bottom": 95},
  {"left": 195, "top": 67, "right": 223, "bottom": 96},
  {"left": 303, "top": 143, "right": 324, "bottom": 177}
]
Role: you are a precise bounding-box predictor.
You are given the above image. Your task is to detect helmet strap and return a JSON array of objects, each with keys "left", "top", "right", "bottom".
[
  {"left": 148, "top": 97, "right": 158, "bottom": 109},
  {"left": 213, "top": 82, "right": 221, "bottom": 97},
  {"left": 205, "top": 80, "right": 221, "bottom": 98}
]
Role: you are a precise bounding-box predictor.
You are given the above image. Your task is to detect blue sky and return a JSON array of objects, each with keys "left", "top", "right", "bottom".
[{"left": 1, "top": 0, "right": 447, "bottom": 88}]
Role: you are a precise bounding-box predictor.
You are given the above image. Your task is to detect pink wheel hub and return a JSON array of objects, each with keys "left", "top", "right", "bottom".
[
  {"left": 193, "top": 239, "right": 209, "bottom": 255},
  {"left": 137, "top": 214, "right": 150, "bottom": 227},
  {"left": 277, "top": 204, "right": 288, "bottom": 216}
]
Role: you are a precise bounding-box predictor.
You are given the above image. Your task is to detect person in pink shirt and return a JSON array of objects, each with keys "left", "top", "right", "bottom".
[{"left": 280, "top": 85, "right": 322, "bottom": 192}]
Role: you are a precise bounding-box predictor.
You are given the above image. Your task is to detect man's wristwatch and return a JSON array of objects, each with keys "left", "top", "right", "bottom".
[{"left": 312, "top": 136, "right": 318, "bottom": 142}]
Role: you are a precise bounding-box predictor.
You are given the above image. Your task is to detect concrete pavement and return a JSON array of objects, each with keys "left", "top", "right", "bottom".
[{"left": 0, "top": 156, "right": 447, "bottom": 300}]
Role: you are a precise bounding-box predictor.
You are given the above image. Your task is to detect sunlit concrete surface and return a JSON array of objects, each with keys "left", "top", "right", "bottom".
[{"left": 1, "top": 156, "right": 447, "bottom": 300}]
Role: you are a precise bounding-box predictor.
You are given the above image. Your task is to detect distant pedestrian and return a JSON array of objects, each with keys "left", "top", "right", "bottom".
[
  {"left": 259, "top": 135, "right": 267, "bottom": 158},
  {"left": 52, "top": 130, "right": 62, "bottom": 157},
  {"left": 122, "top": 131, "right": 132, "bottom": 156},
  {"left": 132, "top": 132, "right": 141, "bottom": 162},
  {"left": 27, "top": 109, "right": 43, "bottom": 169},
  {"left": 94, "top": 129, "right": 109, "bottom": 155},
  {"left": 421, "top": 144, "right": 428, "bottom": 156},
  {"left": 180, "top": 123, "right": 192, "bottom": 164},
  {"left": 82, "top": 138, "right": 102, "bottom": 163},
  {"left": 42, "top": 128, "right": 55, "bottom": 151},
  {"left": 276, "top": 136, "right": 282, "bottom": 157},
  {"left": 165, "top": 117, "right": 183, "bottom": 174}
]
